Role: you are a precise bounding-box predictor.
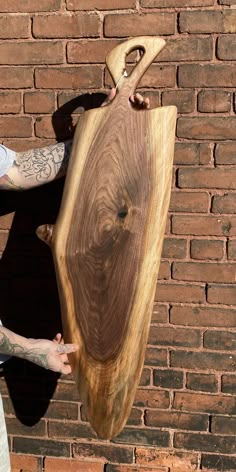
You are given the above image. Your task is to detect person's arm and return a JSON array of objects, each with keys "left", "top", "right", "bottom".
[
  {"left": 0, "top": 140, "right": 72, "bottom": 191},
  {"left": 0, "top": 327, "right": 77, "bottom": 374}
]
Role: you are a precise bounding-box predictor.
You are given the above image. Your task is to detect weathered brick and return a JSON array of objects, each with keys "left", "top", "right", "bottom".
[
  {"left": 201, "top": 453, "right": 236, "bottom": 472},
  {"left": 114, "top": 427, "right": 170, "bottom": 447},
  {"left": 44, "top": 400, "right": 79, "bottom": 420},
  {"left": 198, "top": 90, "right": 231, "bottom": 113},
  {"left": 158, "top": 37, "right": 212, "bottom": 62},
  {"left": 104, "top": 13, "right": 175, "bottom": 37},
  {"left": 105, "top": 466, "right": 167, "bottom": 472},
  {"left": 0, "top": 0, "right": 61, "bottom": 11},
  {"left": 174, "top": 431, "right": 236, "bottom": 454},
  {"left": 211, "top": 415, "right": 236, "bottom": 435},
  {"left": 169, "top": 191, "right": 210, "bottom": 213},
  {"left": 24, "top": 91, "right": 55, "bottom": 114},
  {"left": 0, "top": 117, "right": 32, "bottom": 138},
  {"left": 190, "top": 239, "right": 224, "bottom": 260},
  {"left": 174, "top": 143, "right": 211, "bottom": 165},
  {"left": 149, "top": 326, "right": 201, "bottom": 347},
  {"left": 171, "top": 351, "right": 236, "bottom": 372},
  {"left": 135, "top": 448, "right": 199, "bottom": 470},
  {"left": 222, "top": 375, "right": 236, "bottom": 394},
  {"left": 67, "top": 39, "right": 122, "bottom": 63},
  {"left": 134, "top": 389, "right": 170, "bottom": 409},
  {"left": 212, "top": 193, "right": 236, "bottom": 214},
  {"left": 0, "top": 67, "right": 33, "bottom": 88},
  {"left": 173, "top": 261, "right": 236, "bottom": 283},
  {"left": 10, "top": 454, "right": 42, "bottom": 472},
  {"left": 178, "top": 167, "right": 236, "bottom": 189},
  {"left": 48, "top": 421, "right": 96, "bottom": 439},
  {"left": 126, "top": 408, "right": 143, "bottom": 426},
  {"left": 72, "top": 443, "right": 134, "bottom": 464},
  {"left": 44, "top": 458, "right": 103, "bottom": 472},
  {"left": 153, "top": 369, "right": 184, "bottom": 389},
  {"left": 145, "top": 409, "right": 208, "bottom": 431},
  {"left": 186, "top": 372, "right": 218, "bottom": 393},
  {"left": 155, "top": 282, "right": 205, "bottom": 304},
  {"left": 177, "top": 117, "right": 236, "bottom": 140},
  {"left": 174, "top": 391, "right": 236, "bottom": 414},
  {"left": 172, "top": 215, "right": 236, "bottom": 236},
  {"left": 6, "top": 417, "right": 46, "bottom": 437},
  {"left": 13, "top": 437, "right": 70, "bottom": 457},
  {"left": 33, "top": 14, "right": 99, "bottom": 38},
  {"left": 215, "top": 143, "right": 236, "bottom": 165},
  {"left": 105, "top": 65, "right": 176, "bottom": 89},
  {"left": 0, "top": 15, "right": 30, "bottom": 38},
  {"left": 52, "top": 381, "right": 80, "bottom": 402},
  {"left": 151, "top": 304, "right": 169, "bottom": 323},
  {"left": 218, "top": 34, "right": 236, "bottom": 60},
  {"left": 67, "top": 0, "right": 136, "bottom": 9},
  {"left": 158, "top": 261, "right": 170, "bottom": 280},
  {"left": 170, "top": 305, "right": 236, "bottom": 327},
  {"left": 142, "top": 0, "right": 214, "bottom": 4},
  {"left": 35, "top": 66, "right": 102, "bottom": 89},
  {"left": 207, "top": 284, "right": 236, "bottom": 305},
  {"left": 219, "top": 0, "right": 236, "bottom": 4},
  {"left": 179, "top": 64, "right": 236, "bottom": 87},
  {"left": 0, "top": 41, "right": 63, "bottom": 65},
  {"left": 204, "top": 330, "right": 236, "bottom": 351},
  {"left": 162, "top": 90, "right": 195, "bottom": 113},
  {"left": 0, "top": 92, "right": 21, "bottom": 113},
  {"left": 144, "top": 347, "right": 168, "bottom": 367},
  {"left": 161, "top": 237, "right": 187, "bottom": 259},
  {"left": 179, "top": 10, "right": 236, "bottom": 33},
  {"left": 228, "top": 240, "right": 236, "bottom": 260}
]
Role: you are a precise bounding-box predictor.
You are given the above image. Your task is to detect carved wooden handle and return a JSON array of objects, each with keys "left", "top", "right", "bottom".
[{"left": 106, "top": 36, "right": 166, "bottom": 95}]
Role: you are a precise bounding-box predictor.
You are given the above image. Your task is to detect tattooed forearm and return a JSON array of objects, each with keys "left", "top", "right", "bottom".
[
  {"left": 0, "top": 140, "right": 72, "bottom": 191},
  {"left": 0, "top": 331, "right": 48, "bottom": 369}
]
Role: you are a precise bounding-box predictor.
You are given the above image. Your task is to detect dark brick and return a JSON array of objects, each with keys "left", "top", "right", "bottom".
[
  {"left": 48, "top": 421, "right": 96, "bottom": 439},
  {"left": 204, "top": 330, "right": 236, "bottom": 351},
  {"left": 174, "top": 391, "right": 236, "bottom": 415},
  {"left": 145, "top": 410, "right": 208, "bottom": 431},
  {"left": 134, "top": 389, "right": 170, "bottom": 409},
  {"left": 113, "top": 427, "right": 170, "bottom": 447},
  {"left": 13, "top": 437, "right": 70, "bottom": 457},
  {"left": 222, "top": 375, "right": 236, "bottom": 394},
  {"left": 174, "top": 431, "right": 236, "bottom": 454},
  {"left": 154, "top": 369, "right": 184, "bottom": 389},
  {"left": 201, "top": 453, "right": 236, "bottom": 472},
  {"left": 162, "top": 237, "right": 187, "bottom": 259},
  {"left": 186, "top": 372, "right": 218, "bottom": 393},
  {"left": 144, "top": 347, "right": 168, "bottom": 367},
  {"left": 211, "top": 415, "right": 236, "bottom": 435},
  {"left": 171, "top": 350, "right": 236, "bottom": 372},
  {"left": 148, "top": 326, "right": 201, "bottom": 348},
  {"left": 72, "top": 443, "right": 134, "bottom": 464}
]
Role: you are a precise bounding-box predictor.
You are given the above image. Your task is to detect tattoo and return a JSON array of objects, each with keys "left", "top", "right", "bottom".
[
  {"left": 14, "top": 140, "right": 72, "bottom": 184},
  {"left": 0, "top": 174, "right": 23, "bottom": 190},
  {"left": 0, "top": 332, "right": 49, "bottom": 369}
]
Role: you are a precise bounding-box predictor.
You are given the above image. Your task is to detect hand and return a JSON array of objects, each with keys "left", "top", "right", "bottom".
[
  {"left": 26, "top": 333, "right": 78, "bottom": 375},
  {"left": 102, "top": 88, "right": 150, "bottom": 109}
]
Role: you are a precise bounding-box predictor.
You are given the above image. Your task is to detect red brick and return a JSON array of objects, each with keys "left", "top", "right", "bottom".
[
  {"left": 24, "top": 91, "right": 55, "bottom": 114},
  {"left": 179, "top": 64, "right": 236, "bottom": 87},
  {"left": 105, "top": 65, "right": 176, "bottom": 89},
  {"left": 172, "top": 215, "right": 236, "bottom": 236},
  {"left": 139, "top": 368, "right": 151, "bottom": 387},
  {"left": 171, "top": 351, "right": 236, "bottom": 373},
  {"left": 215, "top": 143, "right": 236, "bottom": 165},
  {"left": 169, "top": 191, "right": 210, "bottom": 213},
  {"left": 173, "top": 261, "right": 236, "bottom": 283},
  {"left": 10, "top": 454, "right": 41, "bottom": 472},
  {"left": 105, "top": 466, "right": 167, "bottom": 472},
  {"left": 158, "top": 261, "right": 170, "bottom": 280},
  {"left": 174, "top": 143, "right": 211, "bottom": 165},
  {"left": 0, "top": 0, "right": 61, "bottom": 11},
  {"left": 134, "top": 389, "right": 170, "bottom": 409},
  {"left": 148, "top": 326, "right": 201, "bottom": 348},
  {"left": 179, "top": 10, "right": 236, "bottom": 33},
  {"left": 186, "top": 372, "right": 218, "bottom": 393},
  {"left": 0, "top": 15, "right": 30, "bottom": 38},
  {"left": 178, "top": 167, "right": 236, "bottom": 189},
  {"left": 207, "top": 284, "right": 236, "bottom": 305},
  {"left": 190, "top": 239, "right": 224, "bottom": 260},
  {"left": 0, "top": 117, "right": 32, "bottom": 138},
  {"left": 145, "top": 409, "right": 208, "bottom": 431},
  {"left": 2, "top": 139, "right": 56, "bottom": 152},
  {"left": 228, "top": 240, "right": 236, "bottom": 260},
  {"left": 212, "top": 193, "right": 236, "bottom": 214},
  {"left": 67, "top": 0, "right": 136, "bottom": 9},
  {"left": 44, "top": 458, "right": 103, "bottom": 472},
  {"left": 0, "top": 92, "right": 21, "bottom": 113},
  {"left": 33, "top": 14, "right": 99, "bottom": 38},
  {"left": 162, "top": 90, "right": 195, "bottom": 113},
  {"left": 177, "top": 117, "right": 236, "bottom": 140},
  {"left": 0, "top": 41, "right": 63, "bottom": 65},
  {"left": 68, "top": 39, "right": 121, "bottom": 63},
  {"left": 104, "top": 13, "right": 175, "bottom": 37},
  {"left": 151, "top": 304, "right": 169, "bottom": 323},
  {"left": 35, "top": 115, "right": 76, "bottom": 139},
  {"left": 155, "top": 282, "right": 205, "bottom": 304},
  {"left": 0, "top": 67, "right": 33, "bottom": 88},
  {"left": 35, "top": 66, "right": 102, "bottom": 89},
  {"left": 145, "top": 347, "right": 168, "bottom": 367},
  {"left": 174, "top": 391, "right": 236, "bottom": 414},
  {"left": 161, "top": 237, "right": 187, "bottom": 259},
  {"left": 174, "top": 431, "right": 236, "bottom": 454},
  {"left": 135, "top": 448, "right": 199, "bottom": 470},
  {"left": 198, "top": 90, "right": 231, "bottom": 113},
  {"left": 204, "top": 330, "right": 236, "bottom": 351},
  {"left": 170, "top": 305, "right": 236, "bottom": 328},
  {"left": 158, "top": 37, "right": 212, "bottom": 62}
]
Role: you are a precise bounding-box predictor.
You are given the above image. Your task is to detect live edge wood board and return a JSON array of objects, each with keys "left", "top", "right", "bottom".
[{"left": 37, "top": 37, "right": 177, "bottom": 439}]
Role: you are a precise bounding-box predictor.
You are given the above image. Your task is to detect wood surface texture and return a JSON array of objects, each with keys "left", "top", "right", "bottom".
[{"left": 37, "top": 37, "right": 177, "bottom": 439}]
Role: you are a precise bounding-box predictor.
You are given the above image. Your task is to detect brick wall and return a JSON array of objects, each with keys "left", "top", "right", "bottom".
[{"left": 0, "top": 0, "right": 236, "bottom": 471}]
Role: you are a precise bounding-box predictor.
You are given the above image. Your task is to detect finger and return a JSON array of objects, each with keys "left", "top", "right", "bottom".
[
  {"left": 61, "top": 364, "right": 72, "bottom": 375},
  {"left": 101, "top": 87, "right": 116, "bottom": 107},
  {"left": 143, "top": 97, "right": 150, "bottom": 109},
  {"left": 53, "top": 333, "right": 62, "bottom": 344},
  {"left": 129, "top": 95, "right": 135, "bottom": 104},
  {"left": 56, "top": 344, "right": 78, "bottom": 354},
  {"left": 134, "top": 93, "right": 144, "bottom": 105}
]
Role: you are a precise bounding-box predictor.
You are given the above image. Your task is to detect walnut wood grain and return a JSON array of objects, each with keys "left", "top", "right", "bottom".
[{"left": 37, "top": 37, "right": 177, "bottom": 439}]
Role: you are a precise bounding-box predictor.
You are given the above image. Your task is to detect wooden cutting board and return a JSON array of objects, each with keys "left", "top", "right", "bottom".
[{"left": 37, "top": 36, "right": 177, "bottom": 439}]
